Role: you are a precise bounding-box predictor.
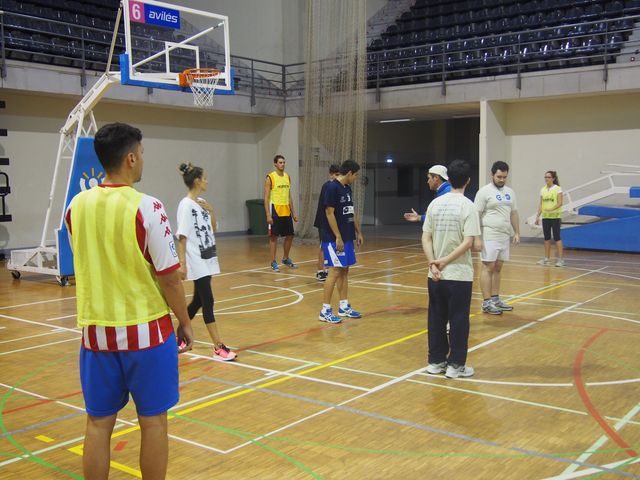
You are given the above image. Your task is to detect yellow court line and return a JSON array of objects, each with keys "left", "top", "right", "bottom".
[
  {"left": 175, "top": 329, "right": 428, "bottom": 416},
  {"left": 66, "top": 277, "right": 580, "bottom": 477},
  {"left": 508, "top": 280, "right": 577, "bottom": 306},
  {"left": 35, "top": 435, "right": 54, "bottom": 443},
  {"left": 69, "top": 444, "right": 142, "bottom": 477}
]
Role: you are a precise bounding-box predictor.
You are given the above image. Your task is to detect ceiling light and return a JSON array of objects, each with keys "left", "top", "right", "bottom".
[{"left": 379, "top": 118, "right": 411, "bottom": 123}]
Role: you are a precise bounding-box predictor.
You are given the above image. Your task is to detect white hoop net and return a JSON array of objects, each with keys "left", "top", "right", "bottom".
[{"left": 183, "top": 69, "right": 220, "bottom": 108}]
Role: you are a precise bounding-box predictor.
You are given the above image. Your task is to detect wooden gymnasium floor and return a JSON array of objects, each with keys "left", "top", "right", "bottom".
[{"left": 1, "top": 228, "right": 639, "bottom": 479}]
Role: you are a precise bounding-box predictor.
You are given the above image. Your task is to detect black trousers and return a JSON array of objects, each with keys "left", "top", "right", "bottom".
[
  {"left": 427, "top": 278, "right": 473, "bottom": 366},
  {"left": 542, "top": 218, "right": 561, "bottom": 241},
  {"left": 188, "top": 275, "right": 215, "bottom": 324}
]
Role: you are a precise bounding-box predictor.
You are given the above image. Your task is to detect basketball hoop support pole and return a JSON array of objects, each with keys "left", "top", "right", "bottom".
[{"left": 8, "top": 72, "right": 121, "bottom": 283}]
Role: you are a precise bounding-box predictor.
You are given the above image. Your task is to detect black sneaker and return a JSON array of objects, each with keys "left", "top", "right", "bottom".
[{"left": 316, "top": 271, "right": 328, "bottom": 281}]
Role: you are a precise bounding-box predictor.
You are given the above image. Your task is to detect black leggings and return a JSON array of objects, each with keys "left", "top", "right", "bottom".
[
  {"left": 188, "top": 275, "right": 215, "bottom": 324},
  {"left": 542, "top": 218, "right": 561, "bottom": 241}
]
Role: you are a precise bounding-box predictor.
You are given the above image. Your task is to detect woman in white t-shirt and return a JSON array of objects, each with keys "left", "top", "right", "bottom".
[{"left": 177, "top": 162, "right": 236, "bottom": 361}]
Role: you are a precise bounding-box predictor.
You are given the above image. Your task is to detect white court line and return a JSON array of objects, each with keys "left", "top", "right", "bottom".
[
  {"left": 559, "top": 403, "right": 640, "bottom": 476},
  {"left": 377, "top": 259, "right": 393, "bottom": 263},
  {"left": 0, "top": 337, "right": 79, "bottom": 356},
  {"left": 45, "top": 313, "right": 76, "bottom": 321},
  {"left": 404, "top": 255, "right": 420, "bottom": 259},
  {"left": 0, "top": 313, "right": 79, "bottom": 334},
  {"left": 509, "top": 252, "right": 640, "bottom": 266},
  {"left": 223, "top": 366, "right": 427, "bottom": 454},
  {"left": 418, "top": 374, "right": 573, "bottom": 388},
  {"left": 216, "top": 284, "right": 304, "bottom": 315},
  {"left": 274, "top": 275, "right": 298, "bottom": 282},
  {"left": 576, "top": 310, "right": 640, "bottom": 326},
  {"left": 469, "top": 288, "right": 617, "bottom": 353},
  {"left": 570, "top": 266, "right": 640, "bottom": 282},
  {"left": 182, "top": 351, "right": 370, "bottom": 392},
  {"left": 0, "top": 328, "right": 70, "bottom": 345},
  {"left": 407, "top": 378, "right": 640, "bottom": 427},
  {"left": 573, "top": 306, "right": 640, "bottom": 318},
  {"left": 0, "top": 296, "right": 76, "bottom": 311},
  {"left": 545, "top": 457, "right": 640, "bottom": 479}
]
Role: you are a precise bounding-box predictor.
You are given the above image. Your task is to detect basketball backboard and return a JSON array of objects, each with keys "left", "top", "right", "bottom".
[{"left": 120, "top": 0, "right": 233, "bottom": 94}]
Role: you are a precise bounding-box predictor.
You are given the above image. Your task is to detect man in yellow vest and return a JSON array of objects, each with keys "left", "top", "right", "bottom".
[
  {"left": 64, "top": 123, "right": 194, "bottom": 480},
  {"left": 264, "top": 154, "right": 298, "bottom": 271}
]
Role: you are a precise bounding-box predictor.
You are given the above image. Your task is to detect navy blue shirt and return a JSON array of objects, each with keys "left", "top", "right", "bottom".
[
  {"left": 314, "top": 179, "right": 335, "bottom": 229},
  {"left": 320, "top": 180, "right": 356, "bottom": 242}
]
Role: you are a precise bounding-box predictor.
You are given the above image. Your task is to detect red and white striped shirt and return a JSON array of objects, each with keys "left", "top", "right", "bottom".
[{"left": 66, "top": 185, "right": 180, "bottom": 352}]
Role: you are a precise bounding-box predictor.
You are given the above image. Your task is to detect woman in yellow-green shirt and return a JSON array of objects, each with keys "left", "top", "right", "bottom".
[{"left": 535, "top": 171, "right": 564, "bottom": 266}]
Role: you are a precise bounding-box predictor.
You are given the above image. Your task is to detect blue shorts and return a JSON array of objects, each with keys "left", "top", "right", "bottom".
[
  {"left": 322, "top": 240, "right": 356, "bottom": 267},
  {"left": 79, "top": 333, "right": 179, "bottom": 417}
]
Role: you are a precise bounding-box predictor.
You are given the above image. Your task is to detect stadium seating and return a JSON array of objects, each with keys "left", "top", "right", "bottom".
[{"left": 368, "top": 0, "right": 639, "bottom": 87}]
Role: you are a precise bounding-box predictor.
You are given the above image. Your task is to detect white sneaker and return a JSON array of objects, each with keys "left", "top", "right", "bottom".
[
  {"left": 555, "top": 259, "right": 565, "bottom": 267},
  {"left": 426, "top": 362, "right": 446, "bottom": 375},
  {"left": 445, "top": 364, "right": 475, "bottom": 379},
  {"left": 537, "top": 257, "right": 550, "bottom": 265}
]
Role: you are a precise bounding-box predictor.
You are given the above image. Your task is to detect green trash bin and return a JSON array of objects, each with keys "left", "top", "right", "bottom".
[{"left": 246, "top": 199, "right": 268, "bottom": 235}]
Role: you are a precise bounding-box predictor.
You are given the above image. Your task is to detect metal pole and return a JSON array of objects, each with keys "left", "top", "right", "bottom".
[
  {"left": 250, "top": 59, "right": 256, "bottom": 107},
  {"left": 105, "top": 2, "right": 123, "bottom": 74},
  {"left": 0, "top": 11, "right": 6, "bottom": 79},
  {"left": 80, "top": 36, "right": 86, "bottom": 88},
  {"left": 603, "top": 20, "right": 609, "bottom": 83}
]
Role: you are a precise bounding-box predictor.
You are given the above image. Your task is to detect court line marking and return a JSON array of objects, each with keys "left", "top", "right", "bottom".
[
  {"left": 576, "top": 310, "right": 640, "bottom": 327},
  {"left": 173, "top": 330, "right": 426, "bottom": 417},
  {"left": 215, "top": 284, "right": 304, "bottom": 315},
  {"left": 545, "top": 457, "right": 640, "bottom": 479},
  {"left": 1, "top": 251, "right": 624, "bottom": 472},
  {"left": 407, "top": 378, "right": 640, "bottom": 427},
  {"left": 207, "top": 376, "right": 635, "bottom": 476},
  {"left": 97, "top": 329, "right": 428, "bottom": 449},
  {"left": 0, "top": 296, "right": 76, "bottom": 311},
  {"left": 573, "top": 329, "right": 638, "bottom": 458},
  {"left": 560, "top": 403, "right": 640, "bottom": 476},
  {"left": 0, "top": 337, "right": 79, "bottom": 356},
  {"left": 468, "top": 288, "right": 616, "bottom": 354},
  {"left": 168, "top": 276, "right": 614, "bottom": 459},
  {"left": 182, "top": 352, "right": 371, "bottom": 392},
  {"left": 0, "top": 241, "right": 423, "bottom": 312},
  {"left": 0, "top": 329, "right": 70, "bottom": 345},
  {"left": 0, "top": 313, "right": 80, "bottom": 334},
  {"left": 44, "top": 314, "right": 76, "bottom": 321}
]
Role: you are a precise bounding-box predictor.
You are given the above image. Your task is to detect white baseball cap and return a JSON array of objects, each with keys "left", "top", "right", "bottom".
[{"left": 428, "top": 165, "right": 448, "bottom": 181}]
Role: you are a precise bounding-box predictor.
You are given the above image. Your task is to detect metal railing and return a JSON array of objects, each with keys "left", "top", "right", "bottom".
[{"left": 1, "top": 9, "right": 639, "bottom": 101}]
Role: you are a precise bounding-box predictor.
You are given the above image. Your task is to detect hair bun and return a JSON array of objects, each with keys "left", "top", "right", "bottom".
[{"left": 179, "top": 162, "right": 193, "bottom": 175}]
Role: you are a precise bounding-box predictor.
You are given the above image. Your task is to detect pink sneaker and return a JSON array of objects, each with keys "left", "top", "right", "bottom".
[{"left": 214, "top": 344, "right": 237, "bottom": 361}]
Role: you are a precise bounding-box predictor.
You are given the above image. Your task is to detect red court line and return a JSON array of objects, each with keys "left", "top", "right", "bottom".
[
  {"left": 3, "top": 390, "right": 82, "bottom": 415},
  {"left": 573, "top": 329, "right": 638, "bottom": 458},
  {"left": 113, "top": 441, "right": 127, "bottom": 452}
]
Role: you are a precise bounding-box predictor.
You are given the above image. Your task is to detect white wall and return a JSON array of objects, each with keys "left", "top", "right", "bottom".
[
  {"left": 501, "top": 93, "right": 640, "bottom": 237},
  {"left": 0, "top": 91, "right": 299, "bottom": 251},
  {"left": 480, "top": 100, "right": 507, "bottom": 185},
  {"left": 180, "top": 0, "right": 291, "bottom": 64}
]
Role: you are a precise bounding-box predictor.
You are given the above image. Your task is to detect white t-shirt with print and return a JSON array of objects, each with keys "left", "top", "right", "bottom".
[
  {"left": 423, "top": 192, "right": 481, "bottom": 282},
  {"left": 176, "top": 197, "right": 220, "bottom": 281},
  {"left": 474, "top": 182, "right": 517, "bottom": 240}
]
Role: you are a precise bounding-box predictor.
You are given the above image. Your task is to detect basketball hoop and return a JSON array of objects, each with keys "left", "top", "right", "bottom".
[{"left": 179, "top": 68, "right": 220, "bottom": 108}]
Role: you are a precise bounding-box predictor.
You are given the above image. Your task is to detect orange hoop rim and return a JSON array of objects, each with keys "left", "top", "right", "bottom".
[{"left": 178, "top": 68, "right": 221, "bottom": 87}]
